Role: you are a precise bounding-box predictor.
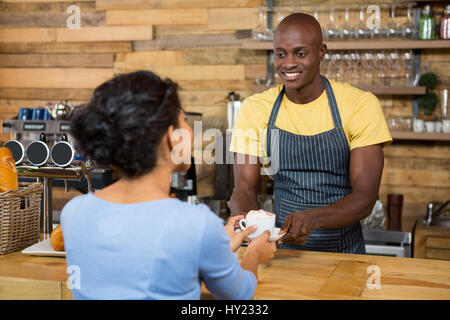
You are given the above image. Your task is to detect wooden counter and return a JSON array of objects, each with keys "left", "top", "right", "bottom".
[{"left": 1, "top": 248, "right": 450, "bottom": 300}]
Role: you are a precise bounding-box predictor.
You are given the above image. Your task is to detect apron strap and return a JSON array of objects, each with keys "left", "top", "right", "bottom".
[
  {"left": 321, "top": 76, "right": 343, "bottom": 128},
  {"left": 266, "top": 86, "right": 285, "bottom": 158}
]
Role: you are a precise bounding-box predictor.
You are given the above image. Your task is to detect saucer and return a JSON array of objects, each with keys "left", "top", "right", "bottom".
[{"left": 247, "top": 227, "right": 286, "bottom": 242}]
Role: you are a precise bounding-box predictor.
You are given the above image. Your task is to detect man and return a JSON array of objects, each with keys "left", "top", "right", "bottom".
[{"left": 228, "top": 13, "right": 392, "bottom": 253}]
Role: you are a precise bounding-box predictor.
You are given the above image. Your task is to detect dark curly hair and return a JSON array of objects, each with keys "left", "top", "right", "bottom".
[{"left": 70, "top": 71, "right": 181, "bottom": 178}]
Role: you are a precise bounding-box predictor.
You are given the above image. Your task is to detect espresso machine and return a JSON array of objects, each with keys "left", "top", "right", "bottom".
[{"left": 2, "top": 101, "right": 115, "bottom": 238}]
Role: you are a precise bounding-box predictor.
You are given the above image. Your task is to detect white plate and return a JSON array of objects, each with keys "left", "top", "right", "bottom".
[
  {"left": 247, "top": 227, "right": 286, "bottom": 242},
  {"left": 21, "top": 239, "right": 65, "bottom": 257}
]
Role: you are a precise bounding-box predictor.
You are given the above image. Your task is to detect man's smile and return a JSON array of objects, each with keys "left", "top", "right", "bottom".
[{"left": 281, "top": 70, "right": 302, "bottom": 81}]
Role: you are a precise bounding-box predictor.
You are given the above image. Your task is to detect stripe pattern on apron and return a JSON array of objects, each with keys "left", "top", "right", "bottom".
[{"left": 266, "top": 76, "right": 366, "bottom": 254}]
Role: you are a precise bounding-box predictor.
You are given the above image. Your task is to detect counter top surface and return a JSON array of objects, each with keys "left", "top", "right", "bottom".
[{"left": 1, "top": 247, "right": 450, "bottom": 300}]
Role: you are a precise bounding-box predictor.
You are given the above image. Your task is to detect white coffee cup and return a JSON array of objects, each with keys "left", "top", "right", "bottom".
[
  {"left": 435, "top": 121, "right": 442, "bottom": 133},
  {"left": 413, "top": 119, "right": 424, "bottom": 132},
  {"left": 443, "top": 120, "right": 450, "bottom": 133},
  {"left": 425, "top": 121, "right": 435, "bottom": 133},
  {"left": 239, "top": 209, "right": 275, "bottom": 238}
]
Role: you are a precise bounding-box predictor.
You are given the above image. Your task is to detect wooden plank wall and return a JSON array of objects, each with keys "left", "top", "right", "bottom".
[{"left": 0, "top": 0, "right": 449, "bottom": 204}]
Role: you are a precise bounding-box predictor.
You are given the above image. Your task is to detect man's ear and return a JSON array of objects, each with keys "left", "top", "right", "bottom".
[{"left": 320, "top": 43, "right": 327, "bottom": 61}]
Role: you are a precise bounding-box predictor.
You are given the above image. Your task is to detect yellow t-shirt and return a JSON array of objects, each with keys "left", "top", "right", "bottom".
[{"left": 230, "top": 80, "right": 392, "bottom": 157}]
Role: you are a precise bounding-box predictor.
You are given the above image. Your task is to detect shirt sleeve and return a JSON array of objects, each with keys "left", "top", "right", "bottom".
[
  {"left": 229, "top": 98, "right": 267, "bottom": 157},
  {"left": 198, "top": 209, "right": 257, "bottom": 300},
  {"left": 348, "top": 92, "right": 393, "bottom": 150}
]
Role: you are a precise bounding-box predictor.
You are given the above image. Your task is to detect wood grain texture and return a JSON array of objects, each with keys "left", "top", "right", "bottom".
[
  {"left": 2, "top": 247, "right": 450, "bottom": 300},
  {"left": 0, "top": 1, "right": 96, "bottom": 13},
  {"left": 0, "top": 41, "right": 132, "bottom": 53},
  {"left": 133, "top": 34, "right": 244, "bottom": 51},
  {"left": 97, "top": 0, "right": 262, "bottom": 10},
  {"left": 119, "top": 65, "right": 246, "bottom": 81},
  {"left": 0, "top": 68, "right": 113, "bottom": 89},
  {"left": 0, "top": 12, "right": 105, "bottom": 28},
  {"left": 0, "top": 53, "right": 114, "bottom": 67},
  {"left": 0, "top": 88, "right": 93, "bottom": 100},
  {"left": 106, "top": 9, "right": 207, "bottom": 26},
  {"left": 0, "top": 26, "right": 153, "bottom": 42},
  {"left": 207, "top": 8, "right": 259, "bottom": 31}
]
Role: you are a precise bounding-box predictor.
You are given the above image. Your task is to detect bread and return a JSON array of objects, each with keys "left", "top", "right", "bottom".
[
  {"left": 0, "top": 147, "right": 18, "bottom": 192},
  {"left": 51, "top": 224, "right": 65, "bottom": 251}
]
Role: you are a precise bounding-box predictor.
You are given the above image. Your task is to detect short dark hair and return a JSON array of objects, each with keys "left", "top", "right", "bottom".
[{"left": 70, "top": 71, "right": 181, "bottom": 178}]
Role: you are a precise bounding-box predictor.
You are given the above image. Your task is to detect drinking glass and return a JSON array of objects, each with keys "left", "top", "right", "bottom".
[
  {"left": 400, "top": 50, "right": 414, "bottom": 86},
  {"left": 355, "top": 5, "right": 371, "bottom": 39},
  {"left": 361, "top": 51, "right": 376, "bottom": 86},
  {"left": 349, "top": 52, "right": 362, "bottom": 85},
  {"left": 340, "top": 7, "right": 355, "bottom": 40},
  {"left": 324, "top": 8, "right": 339, "bottom": 40},
  {"left": 372, "top": 5, "right": 389, "bottom": 39},
  {"left": 331, "top": 52, "right": 344, "bottom": 82},
  {"left": 252, "top": 7, "right": 273, "bottom": 41},
  {"left": 401, "top": 4, "right": 416, "bottom": 39},
  {"left": 387, "top": 5, "right": 402, "bottom": 38},
  {"left": 387, "top": 50, "right": 401, "bottom": 86}
]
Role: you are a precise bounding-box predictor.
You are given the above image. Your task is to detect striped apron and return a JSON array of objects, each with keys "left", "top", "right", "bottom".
[{"left": 266, "top": 76, "right": 366, "bottom": 254}]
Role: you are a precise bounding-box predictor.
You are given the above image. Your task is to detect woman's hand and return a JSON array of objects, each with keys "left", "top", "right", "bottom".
[
  {"left": 247, "top": 230, "right": 277, "bottom": 264},
  {"left": 225, "top": 215, "right": 256, "bottom": 252}
]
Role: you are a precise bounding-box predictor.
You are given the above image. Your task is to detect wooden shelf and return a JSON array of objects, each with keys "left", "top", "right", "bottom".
[
  {"left": 241, "top": 40, "right": 450, "bottom": 51},
  {"left": 252, "top": 84, "right": 426, "bottom": 95},
  {"left": 391, "top": 131, "right": 450, "bottom": 141}
]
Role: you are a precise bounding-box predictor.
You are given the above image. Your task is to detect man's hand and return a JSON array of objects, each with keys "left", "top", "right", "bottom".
[
  {"left": 280, "top": 210, "right": 316, "bottom": 245},
  {"left": 225, "top": 215, "right": 257, "bottom": 252}
]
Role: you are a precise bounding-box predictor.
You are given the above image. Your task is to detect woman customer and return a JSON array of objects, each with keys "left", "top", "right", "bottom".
[{"left": 61, "top": 71, "right": 276, "bottom": 300}]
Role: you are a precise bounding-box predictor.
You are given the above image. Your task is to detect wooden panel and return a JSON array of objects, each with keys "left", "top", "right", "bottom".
[
  {"left": 0, "top": 53, "right": 114, "bottom": 68},
  {"left": 155, "top": 25, "right": 234, "bottom": 36},
  {"left": 0, "top": 276, "right": 62, "bottom": 300},
  {"left": 384, "top": 156, "right": 450, "bottom": 171},
  {"left": 0, "top": 41, "right": 132, "bottom": 53},
  {"left": 179, "top": 90, "right": 250, "bottom": 106},
  {"left": 134, "top": 34, "right": 244, "bottom": 51},
  {"left": 319, "top": 261, "right": 371, "bottom": 297},
  {"left": 56, "top": 26, "right": 153, "bottom": 42},
  {"left": 114, "top": 51, "right": 182, "bottom": 73},
  {"left": 207, "top": 8, "right": 259, "bottom": 31},
  {"left": 383, "top": 144, "right": 450, "bottom": 160},
  {"left": 0, "top": 28, "right": 56, "bottom": 42},
  {"left": 426, "top": 237, "right": 450, "bottom": 250},
  {"left": 0, "top": 68, "right": 114, "bottom": 89},
  {"left": 127, "top": 65, "right": 246, "bottom": 81},
  {"left": 180, "top": 48, "right": 266, "bottom": 65},
  {"left": 0, "top": 26, "right": 152, "bottom": 42},
  {"left": 105, "top": 9, "right": 207, "bottom": 26},
  {"left": 184, "top": 105, "right": 226, "bottom": 119},
  {"left": 0, "top": 12, "right": 104, "bottom": 28},
  {"left": 96, "top": 0, "right": 262, "bottom": 10},
  {"left": 177, "top": 80, "right": 254, "bottom": 91},
  {"left": 426, "top": 249, "right": 450, "bottom": 261},
  {"left": 381, "top": 169, "right": 450, "bottom": 188},
  {"left": 379, "top": 185, "right": 450, "bottom": 204},
  {"left": 0, "top": 1, "right": 96, "bottom": 13},
  {"left": 0, "top": 88, "right": 93, "bottom": 100},
  {"left": 2, "top": 0, "right": 91, "bottom": 2}
]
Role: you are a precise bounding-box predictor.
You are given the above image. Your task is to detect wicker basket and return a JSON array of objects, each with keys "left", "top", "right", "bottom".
[{"left": 0, "top": 182, "right": 43, "bottom": 255}]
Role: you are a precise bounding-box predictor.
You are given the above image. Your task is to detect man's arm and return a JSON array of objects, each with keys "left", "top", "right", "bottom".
[
  {"left": 228, "top": 153, "right": 261, "bottom": 214},
  {"left": 282, "top": 144, "right": 384, "bottom": 244}
]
